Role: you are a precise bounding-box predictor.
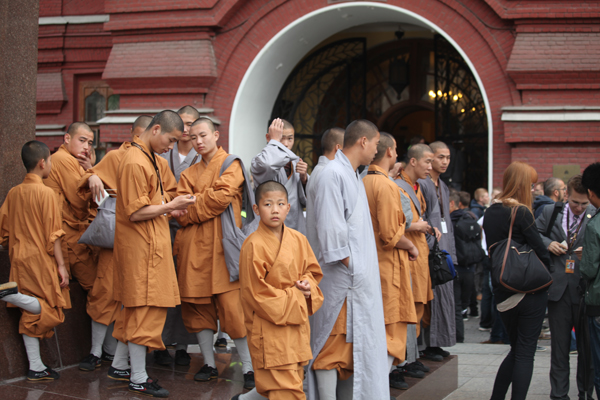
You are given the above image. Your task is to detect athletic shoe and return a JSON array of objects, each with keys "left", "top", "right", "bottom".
[
  {"left": 79, "top": 354, "right": 101, "bottom": 371},
  {"left": 27, "top": 368, "right": 60, "bottom": 381},
  {"left": 478, "top": 326, "right": 492, "bottom": 332},
  {"left": 407, "top": 360, "right": 430, "bottom": 373},
  {"left": 194, "top": 364, "right": 218, "bottom": 381},
  {"left": 230, "top": 395, "right": 241, "bottom": 400},
  {"left": 215, "top": 338, "right": 228, "bottom": 347},
  {"left": 129, "top": 378, "right": 169, "bottom": 398},
  {"left": 536, "top": 345, "right": 547, "bottom": 352},
  {"left": 107, "top": 366, "right": 131, "bottom": 381},
  {"left": 0, "top": 282, "right": 18, "bottom": 299},
  {"left": 153, "top": 349, "right": 173, "bottom": 366},
  {"left": 101, "top": 350, "right": 114, "bottom": 363},
  {"left": 175, "top": 349, "right": 191, "bottom": 366},
  {"left": 398, "top": 364, "right": 425, "bottom": 379},
  {"left": 461, "top": 310, "right": 468, "bottom": 321},
  {"left": 469, "top": 309, "right": 479, "bottom": 318},
  {"left": 428, "top": 347, "right": 450, "bottom": 358},
  {"left": 420, "top": 349, "right": 443, "bottom": 362},
  {"left": 243, "top": 371, "right": 255, "bottom": 389},
  {"left": 389, "top": 369, "right": 408, "bottom": 390},
  {"left": 480, "top": 339, "right": 504, "bottom": 344}
]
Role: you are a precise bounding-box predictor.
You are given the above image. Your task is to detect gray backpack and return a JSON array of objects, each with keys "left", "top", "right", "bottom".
[{"left": 220, "top": 155, "right": 260, "bottom": 282}]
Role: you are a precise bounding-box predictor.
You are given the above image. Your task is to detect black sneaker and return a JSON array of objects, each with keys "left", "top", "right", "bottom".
[
  {"left": 129, "top": 377, "right": 169, "bottom": 398},
  {"left": 230, "top": 395, "right": 241, "bottom": 400},
  {"left": 153, "top": 349, "right": 173, "bottom": 366},
  {"left": 243, "top": 371, "right": 255, "bottom": 389},
  {"left": 420, "top": 349, "right": 443, "bottom": 362},
  {"left": 102, "top": 350, "right": 114, "bottom": 363},
  {"left": 175, "top": 349, "right": 191, "bottom": 366},
  {"left": 461, "top": 309, "right": 468, "bottom": 321},
  {"left": 407, "top": 360, "right": 430, "bottom": 373},
  {"left": 108, "top": 366, "right": 131, "bottom": 381},
  {"left": 215, "top": 338, "right": 228, "bottom": 347},
  {"left": 27, "top": 367, "right": 60, "bottom": 381},
  {"left": 389, "top": 369, "right": 408, "bottom": 390},
  {"left": 428, "top": 346, "right": 450, "bottom": 358},
  {"left": 0, "top": 282, "right": 18, "bottom": 299},
  {"left": 194, "top": 364, "right": 218, "bottom": 381},
  {"left": 79, "top": 354, "right": 101, "bottom": 371},
  {"left": 399, "top": 364, "right": 425, "bottom": 378}
]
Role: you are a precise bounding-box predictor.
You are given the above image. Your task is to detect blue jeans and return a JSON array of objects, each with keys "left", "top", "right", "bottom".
[
  {"left": 480, "top": 266, "right": 493, "bottom": 328},
  {"left": 589, "top": 315, "right": 600, "bottom": 398}
]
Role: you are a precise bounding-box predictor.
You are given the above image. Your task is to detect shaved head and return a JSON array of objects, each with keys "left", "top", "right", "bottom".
[
  {"left": 407, "top": 143, "right": 433, "bottom": 162},
  {"left": 146, "top": 110, "right": 184, "bottom": 134},
  {"left": 255, "top": 180, "right": 288, "bottom": 203},
  {"left": 191, "top": 117, "right": 216, "bottom": 132},
  {"left": 343, "top": 119, "right": 379, "bottom": 149},
  {"left": 67, "top": 122, "right": 93, "bottom": 136},
  {"left": 321, "top": 127, "right": 345, "bottom": 154},
  {"left": 429, "top": 141, "right": 448, "bottom": 154},
  {"left": 22, "top": 140, "right": 50, "bottom": 172},
  {"left": 372, "top": 132, "right": 395, "bottom": 162},
  {"left": 281, "top": 119, "right": 294, "bottom": 131},
  {"left": 133, "top": 115, "right": 153, "bottom": 131},
  {"left": 177, "top": 105, "right": 200, "bottom": 119}
]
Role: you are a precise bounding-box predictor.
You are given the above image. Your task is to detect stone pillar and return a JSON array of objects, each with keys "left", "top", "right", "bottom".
[{"left": 0, "top": 0, "right": 39, "bottom": 381}]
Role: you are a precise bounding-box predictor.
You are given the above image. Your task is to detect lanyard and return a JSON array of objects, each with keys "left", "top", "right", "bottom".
[
  {"left": 132, "top": 142, "right": 165, "bottom": 203},
  {"left": 367, "top": 170, "right": 387, "bottom": 177},
  {"left": 566, "top": 208, "right": 585, "bottom": 252}
]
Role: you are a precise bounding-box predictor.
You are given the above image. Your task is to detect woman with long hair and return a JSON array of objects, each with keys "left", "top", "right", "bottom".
[{"left": 483, "top": 161, "right": 551, "bottom": 400}]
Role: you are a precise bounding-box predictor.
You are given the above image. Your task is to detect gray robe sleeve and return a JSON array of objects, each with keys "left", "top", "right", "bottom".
[
  {"left": 250, "top": 140, "right": 298, "bottom": 185},
  {"left": 399, "top": 191, "right": 413, "bottom": 229}
]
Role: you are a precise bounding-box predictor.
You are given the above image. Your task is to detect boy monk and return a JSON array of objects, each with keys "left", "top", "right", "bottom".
[
  {"left": 363, "top": 132, "right": 419, "bottom": 390},
  {"left": 307, "top": 119, "right": 391, "bottom": 400},
  {"left": 113, "top": 110, "right": 195, "bottom": 397},
  {"left": 174, "top": 117, "right": 255, "bottom": 388},
  {"left": 0, "top": 141, "right": 70, "bottom": 380},
  {"left": 231, "top": 180, "right": 324, "bottom": 400},
  {"left": 252, "top": 118, "right": 308, "bottom": 234}
]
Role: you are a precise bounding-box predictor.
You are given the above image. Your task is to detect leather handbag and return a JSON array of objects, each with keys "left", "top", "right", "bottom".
[
  {"left": 489, "top": 206, "right": 553, "bottom": 293},
  {"left": 428, "top": 236, "right": 456, "bottom": 287}
]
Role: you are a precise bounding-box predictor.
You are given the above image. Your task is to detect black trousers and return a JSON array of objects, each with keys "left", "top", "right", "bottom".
[
  {"left": 491, "top": 290, "right": 548, "bottom": 400},
  {"left": 454, "top": 265, "right": 474, "bottom": 343},
  {"left": 548, "top": 290, "right": 595, "bottom": 400}
]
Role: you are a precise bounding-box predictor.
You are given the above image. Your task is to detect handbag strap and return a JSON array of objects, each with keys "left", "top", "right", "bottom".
[{"left": 501, "top": 207, "right": 518, "bottom": 272}]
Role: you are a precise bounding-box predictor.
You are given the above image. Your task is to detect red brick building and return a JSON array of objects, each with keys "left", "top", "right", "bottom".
[{"left": 35, "top": 0, "right": 600, "bottom": 192}]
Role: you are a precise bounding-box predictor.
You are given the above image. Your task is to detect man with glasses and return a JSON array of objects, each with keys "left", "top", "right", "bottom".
[
  {"left": 534, "top": 177, "right": 567, "bottom": 218},
  {"left": 537, "top": 174, "right": 596, "bottom": 400}
]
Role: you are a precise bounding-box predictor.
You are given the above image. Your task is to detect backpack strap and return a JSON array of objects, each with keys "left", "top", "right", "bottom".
[
  {"left": 394, "top": 179, "right": 421, "bottom": 217},
  {"left": 544, "top": 201, "right": 564, "bottom": 238},
  {"left": 219, "top": 154, "right": 256, "bottom": 226}
]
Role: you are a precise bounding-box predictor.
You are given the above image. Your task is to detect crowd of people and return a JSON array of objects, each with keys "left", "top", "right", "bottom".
[{"left": 0, "top": 105, "right": 599, "bottom": 400}]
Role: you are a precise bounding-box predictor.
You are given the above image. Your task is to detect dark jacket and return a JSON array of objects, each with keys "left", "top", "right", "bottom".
[
  {"left": 533, "top": 195, "right": 555, "bottom": 219},
  {"left": 581, "top": 210, "right": 600, "bottom": 316},
  {"left": 469, "top": 199, "right": 485, "bottom": 219}
]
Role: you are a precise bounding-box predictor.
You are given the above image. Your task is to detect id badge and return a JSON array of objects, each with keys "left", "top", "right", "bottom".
[
  {"left": 441, "top": 219, "right": 448, "bottom": 234},
  {"left": 565, "top": 259, "right": 575, "bottom": 274}
]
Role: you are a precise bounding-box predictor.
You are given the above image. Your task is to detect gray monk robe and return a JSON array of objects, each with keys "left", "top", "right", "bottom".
[
  {"left": 251, "top": 140, "right": 307, "bottom": 235},
  {"left": 307, "top": 150, "right": 389, "bottom": 400},
  {"left": 418, "top": 177, "right": 457, "bottom": 348}
]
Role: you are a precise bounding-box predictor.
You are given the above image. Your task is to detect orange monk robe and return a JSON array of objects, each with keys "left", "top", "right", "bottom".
[
  {"left": 44, "top": 144, "right": 98, "bottom": 291},
  {"left": 0, "top": 174, "right": 71, "bottom": 338},
  {"left": 113, "top": 138, "right": 180, "bottom": 351},
  {"left": 397, "top": 171, "right": 433, "bottom": 335},
  {"left": 240, "top": 222, "right": 323, "bottom": 400},
  {"left": 364, "top": 165, "right": 417, "bottom": 364}
]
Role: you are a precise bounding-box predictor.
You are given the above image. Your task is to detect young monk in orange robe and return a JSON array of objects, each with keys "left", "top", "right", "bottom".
[
  {"left": 0, "top": 141, "right": 70, "bottom": 381},
  {"left": 231, "top": 180, "right": 323, "bottom": 400},
  {"left": 363, "top": 133, "right": 418, "bottom": 390},
  {"left": 174, "top": 117, "right": 256, "bottom": 388},
  {"left": 113, "top": 110, "right": 195, "bottom": 398}
]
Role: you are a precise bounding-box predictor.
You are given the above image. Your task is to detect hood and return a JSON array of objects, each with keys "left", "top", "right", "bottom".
[
  {"left": 469, "top": 199, "right": 485, "bottom": 211},
  {"left": 533, "top": 195, "right": 554, "bottom": 210}
]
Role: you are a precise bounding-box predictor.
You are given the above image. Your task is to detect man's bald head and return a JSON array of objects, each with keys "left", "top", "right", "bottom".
[
  {"left": 177, "top": 105, "right": 200, "bottom": 120},
  {"left": 343, "top": 119, "right": 379, "bottom": 149},
  {"left": 22, "top": 140, "right": 50, "bottom": 172},
  {"left": 429, "top": 141, "right": 448, "bottom": 154},
  {"left": 255, "top": 180, "right": 288, "bottom": 203},
  {"left": 372, "top": 132, "right": 395, "bottom": 162},
  {"left": 407, "top": 143, "right": 434, "bottom": 162},
  {"left": 131, "top": 115, "right": 153, "bottom": 139},
  {"left": 321, "top": 127, "right": 344, "bottom": 155},
  {"left": 67, "top": 122, "right": 93, "bottom": 136},
  {"left": 191, "top": 117, "right": 216, "bottom": 132},
  {"left": 145, "top": 110, "right": 184, "bottom": 134}
]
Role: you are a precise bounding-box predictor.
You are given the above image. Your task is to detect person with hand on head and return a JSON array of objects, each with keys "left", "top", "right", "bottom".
[
  {"left": 174, "top": 117, "right": 256, "bottom": 390},
  {"left": 363, "top": 132, "right": 419, "bottom": 391},
  {"left": 231, "top": 181, "right": 324, "bottom": 400},
  {"left": 252, "top": 118, "right": 308, "bottom": 234},
  {"left": 536, "top": 174, "right": 595, "bottom": 400},
  {"left": 0, "top": 141, "right": 70, "bottom": 381},
  {"left": 113, "top": 110, "right": 195, "bottom": 398}
]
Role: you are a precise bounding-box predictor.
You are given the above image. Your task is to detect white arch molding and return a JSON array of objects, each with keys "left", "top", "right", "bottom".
[{"left": 230, "top": 2, "right": 494, "bottom": 190}]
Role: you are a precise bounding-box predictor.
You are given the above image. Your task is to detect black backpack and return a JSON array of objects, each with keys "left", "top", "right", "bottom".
[{"left": 454, "top": 211, "right": 485, "bottom": 266}]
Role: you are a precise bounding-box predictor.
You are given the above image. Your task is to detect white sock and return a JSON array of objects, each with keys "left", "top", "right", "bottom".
[
  {"left": 388, "top": 355, "right": 395, "bottom": 373},
  {"left": 175, "top": 343, "right": 187, "bottom": 351},
  {"left": 128, "top": 342, "right": 148, "bottom": 384},
  {"left": 103, "top": 322, "right": 117, "bottom": 356},
  {"left": 4, "top": 293, "right": 41, "bottom": 314},
  {"left": 239, "top": 388, "right": 267, "bottom": 400},
  {"left": 233, "top": 337, "right": 253, "bottom": 374},
  {"left": 23, "top": 334, "right": 46, "bottom": 372},
  {"left": 315, "top": 369, "right": 337, "bottom": 400},
  {"left": 196, "top": 330, "right": 215, "bottom": 368},
  {"left": 336, "top": 374, "right": 353, "bottom": 400},
  {"left": 111, "top": 341, "right": 130, "bottom": 370},
  {"left": 398, "top": 360, "right": 407, "bottom": 367},
  {"left": 90, "top": 320, "right": 108, "bottom": 358}
]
